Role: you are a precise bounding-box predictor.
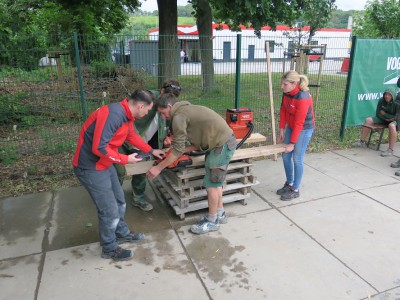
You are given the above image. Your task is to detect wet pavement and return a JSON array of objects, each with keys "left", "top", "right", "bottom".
[{"left": 1, "top": 144, "right": 400, "bottom": 300}]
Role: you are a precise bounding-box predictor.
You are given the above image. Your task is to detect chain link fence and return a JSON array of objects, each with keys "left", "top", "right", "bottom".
[{"left": 0, "top": 32, "right": 353, "bottom": 195}]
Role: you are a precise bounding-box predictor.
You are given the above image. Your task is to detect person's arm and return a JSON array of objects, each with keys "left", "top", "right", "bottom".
[
  {"left": 376, "top": 99, "right": 386, "bottom": 120},
  {"left": 125, "top": 122, "right": 164, "bottom": 159},
  {"left": 91, "top": 107, "right": 130, "bottom": 165},
  {"left": 288, "top": 96, "right": 311, "bottom": 144},
  {"left": 147, "top": 115, "right": 188, "bottom": 179},
  {"left": 146, "top": 151, "right": 180, "bottom": 179},
  {"left": 279, "top": 95, "right": 287, "bottom": 130}
]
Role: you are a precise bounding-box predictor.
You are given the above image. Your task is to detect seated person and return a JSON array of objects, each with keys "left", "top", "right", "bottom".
[{"left": 353, "top": 88, "right": 399, "bottom": 157}]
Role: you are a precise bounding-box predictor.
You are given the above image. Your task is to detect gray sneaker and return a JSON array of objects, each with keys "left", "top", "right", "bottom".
[
  {"left": 395, "top": 170, "right": 400, "bottom": 176},
  {"left": 217, "top": 211, "right": 228, "bottom": 224},
  {"left": 132, "top": 199, "right": 153, "bottom": 211},
  {"left": 190, "top": 216, "right": 220, "bottom": 234},
  {"left": 390, "top": 159, "right": 400, "bottom": 168},
  {"left": 381, "top": 149, "right": 394, "bottom": 157},
  {"left": 353, "top": 140, "right": 367, "bottom": 148}
]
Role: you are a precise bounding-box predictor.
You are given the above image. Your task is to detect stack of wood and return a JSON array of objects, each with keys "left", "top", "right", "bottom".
[{"left": 125, "top": 135, "right": 285, "bottom": 219}]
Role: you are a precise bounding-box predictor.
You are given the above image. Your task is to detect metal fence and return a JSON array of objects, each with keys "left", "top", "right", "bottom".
[{"left": 0, "top": 32, "right": 352, "bottom": 186}]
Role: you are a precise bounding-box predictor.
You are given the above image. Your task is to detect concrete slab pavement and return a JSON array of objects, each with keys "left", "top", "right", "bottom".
[{"left": 1, "top": 146, "right": 400, "bottom": 300}]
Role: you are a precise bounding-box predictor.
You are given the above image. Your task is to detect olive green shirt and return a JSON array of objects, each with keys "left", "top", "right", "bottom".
[{"left": 170, "top": 101, "right": 233, "bottom": 156}]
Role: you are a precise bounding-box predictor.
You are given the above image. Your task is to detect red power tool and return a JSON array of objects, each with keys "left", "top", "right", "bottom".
[
  {"left": 226, "top": 108, "right": 254, "bottom": 140},
  {"left": 155, "top": 148, "right": 192, "bottom": 171}
]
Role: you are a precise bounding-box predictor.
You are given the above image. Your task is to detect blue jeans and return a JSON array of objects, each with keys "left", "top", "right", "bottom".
[
  {"left": 73, "top": 166, "right": 130, "bottom": 252},
  {"left": 282, "top": 127, "right": 314, "bottom": 190}
]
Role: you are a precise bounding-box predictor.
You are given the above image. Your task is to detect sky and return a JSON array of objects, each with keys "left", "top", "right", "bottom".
[{"left": 139, "top": 0, "right": 367, "bottom": 12}]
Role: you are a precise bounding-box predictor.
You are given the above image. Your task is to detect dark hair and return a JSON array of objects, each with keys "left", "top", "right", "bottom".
[
  {"left": 156, "top": 92, "right": 178, "bottom": 108},
  {"left": 128, "top": 89, "right": 155, "bottom": 105},
  {"left": 161, "top": 78, "right": 181, "bottom": 97}
]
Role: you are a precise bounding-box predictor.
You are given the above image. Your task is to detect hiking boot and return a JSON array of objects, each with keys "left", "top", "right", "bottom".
[
  {"left": 116, "top": 231, "right": 145, "bottom": 244},
  {"left": 395, "top": 170, "right": 400, "bottom": 176},
  {"left": 353, "top": 140, "right": 367, "bottom": 148},
  {"left": 280, "top": 186, "right": 300, "bottom": 201},
  {"left": 190, "top": 216, "right": 220, "bottom": 235},
  {"left": 276, "top": 182, "right": 292, "bottom": 195},
  {"left": 390, "top": 159, "right": 400, "bottom": 168},
  {"left": 381, "top": 148, "right": 394, "bottom": 157},
  {"left": 101, "top": 246, "right": 133, "bottom": 261},
  {"left": 217, "top": 211, "right": 228, "bottom": 224},
  {"left": 131, "top": 199, "right": 153, "bottom": 212}
]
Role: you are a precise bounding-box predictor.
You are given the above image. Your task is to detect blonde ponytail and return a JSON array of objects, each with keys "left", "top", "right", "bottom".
[{"left": 299, "top": 75, "right": 309, "bottom": 91}]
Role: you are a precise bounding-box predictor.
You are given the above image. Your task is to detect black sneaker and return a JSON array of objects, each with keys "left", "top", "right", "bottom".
[
  {"left": 390, "top": 159, "right": 400, "bottom": 168},
  {"left": 280, "top": 186, "right": 300, "bottom": 201},
  {"left": 101, "top": 246, "right": 133, "bottom": 261},
  {"left": 276, "top": 182, "right": 292, "bottom": 195},
  {"left": 116, "top": 231, "right": 145, "bottom": 244}
]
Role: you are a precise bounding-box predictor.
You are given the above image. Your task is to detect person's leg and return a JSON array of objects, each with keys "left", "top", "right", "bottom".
[
  {"left": 191, "top": 135, "right": 236, "bottom": 234},
  {"left": 114, "top": 164, "right": 126, "bottom": 186},
  {"left": 292, "top": 128, "right": 314, "bottom": 190},
  {"left": 109, "top": 166, "right": 131, "bottom": 237},
  {"left": 73, "top": 167, "right": 121, "bottom": 253},
  {"left": 282, "top": 127, "right": 294, "bottom": 185},
  {"left": 205, "top": 187, "right": 221, "bottom": 216},
  {"left": 131, "top": 174, "right": 153, "bottom": 211},
  {"left": 388, "top": 122, "right": 397, "bottom": 151},
  {"left": 361, "top": 117, "right": 374, "bottom": 141}
]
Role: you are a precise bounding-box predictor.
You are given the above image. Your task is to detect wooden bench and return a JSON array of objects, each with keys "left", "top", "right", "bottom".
[{"left": 362, "top": 124, "right": 388, "bottom": 151}]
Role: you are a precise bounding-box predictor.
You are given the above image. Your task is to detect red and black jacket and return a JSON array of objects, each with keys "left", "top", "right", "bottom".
[
  {"left": 279, "top": 85, "right": 315, "bottom": 144},
  {"left": 72, "top": 98, "right": 152, "bottom": 170}
]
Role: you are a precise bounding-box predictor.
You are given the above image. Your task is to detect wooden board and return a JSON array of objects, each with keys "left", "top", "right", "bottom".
[{"left": 125, "top": 144, "right": 285, "bottom": 176}]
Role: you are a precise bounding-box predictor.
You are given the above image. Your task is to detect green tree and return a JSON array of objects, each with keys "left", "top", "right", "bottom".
[
  {"left": 209, "top": 0, "right": 303, "bottom": 37},
  {"left": 353, "top": 0, "right": 400, "bottom": 38},
  {"left": 328, "top": 10, "right": 356, "bottom": 28},
  {"left": 178, "top": 4, "right": 194, "bottom": 17},
  {"left": 301, "top": 0, "right": 336, "bottom": 44},
  {"left": 157, "top": 0, "right": 179, "bottom": 87},
  {"left": 192, "top": 0, "right": 214, "bottom": 92}
]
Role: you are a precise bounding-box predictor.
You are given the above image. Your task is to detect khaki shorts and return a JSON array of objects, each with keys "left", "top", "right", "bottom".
[
  {"left": 203, "top": 135, "right": 237, "bottom": 188},
  {"left": 372, "top": 117, "right": 397, "bottom": 126}
]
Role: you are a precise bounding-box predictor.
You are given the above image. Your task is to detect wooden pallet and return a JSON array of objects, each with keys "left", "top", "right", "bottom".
[
  {"left": 147, "top": 156, "right": 259, "bottom": 219},
  {"left": 148, "top": 176, "right": 255, "bottom": 220}
]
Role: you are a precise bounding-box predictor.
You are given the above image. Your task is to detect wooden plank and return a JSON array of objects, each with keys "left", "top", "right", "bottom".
[
  {"left": 161, "top": 170, "right": 256, "bottom": 196},
  {"left": 125, "top": 144, "right": 286, "bottom": 176},
  {"left": 170, "top": 161, "right": 254, "bottom": 180},
  {"left": 164, "top": 179, "right": 260, "bottom": 208}
]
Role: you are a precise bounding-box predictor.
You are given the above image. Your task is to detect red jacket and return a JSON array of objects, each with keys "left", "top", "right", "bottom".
[
  {"left": 279, "top": 85, "right": 315, "bottom": 143},
  {"left": 72, "top": 98, "right": 152, "bottom": 170}
]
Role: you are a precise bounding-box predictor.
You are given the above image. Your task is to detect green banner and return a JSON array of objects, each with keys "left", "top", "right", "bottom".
[{"left": 343, "top": 38, "right": 400, "bottom": 127}]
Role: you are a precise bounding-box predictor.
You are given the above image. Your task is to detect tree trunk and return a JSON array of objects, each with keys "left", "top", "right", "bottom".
[
  {"left": 195, "top": 0, "right": 214, "bottom": 92},
  {"left": 157, "top": 0, "right": 179, "bottom": 88}
]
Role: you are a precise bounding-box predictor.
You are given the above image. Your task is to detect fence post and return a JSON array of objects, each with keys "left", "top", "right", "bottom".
[
  {"left": 73, "top": 32, "right": 87, "bottom": 120},
  {"left": 234, "top": 34, "right": 242, "bottom": 109}
]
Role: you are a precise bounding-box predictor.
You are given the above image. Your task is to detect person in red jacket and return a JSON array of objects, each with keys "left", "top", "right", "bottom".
[
  {"left": 276, "top": 70, "right": 315, "bottom": 201},
  {"left": 72, "top": 89, "right": 164, "bottom": 261}
]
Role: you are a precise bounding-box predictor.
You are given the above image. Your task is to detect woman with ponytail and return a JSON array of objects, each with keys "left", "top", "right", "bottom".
[{"left": 276, "top": 70, "right": 315, "bottom": 201}]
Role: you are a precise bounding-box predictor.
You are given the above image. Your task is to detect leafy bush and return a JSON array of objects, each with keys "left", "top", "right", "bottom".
[
  {"left": 0, "top": 144, "right": 19, "bottom": 164},
  {"left": 0, "top": 93, "right": 31, "bottom": 124},
  {"left": 90, "top": 60, "right": 117, "bottom": 78}
]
